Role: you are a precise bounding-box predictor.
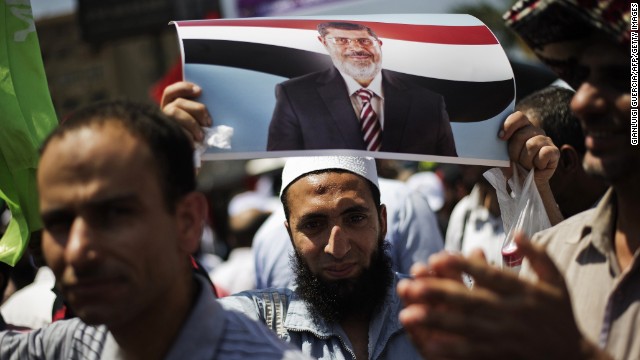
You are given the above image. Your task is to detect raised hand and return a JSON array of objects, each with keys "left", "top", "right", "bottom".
[
  {"left": 161, "top": 81, "right": 212, "bottom": 143},
  {"left": 397, "top": 233, "right": 610, "bottom": 360},
  {"left": 499, "top": 111, "right": 560, "bottom": 184}
]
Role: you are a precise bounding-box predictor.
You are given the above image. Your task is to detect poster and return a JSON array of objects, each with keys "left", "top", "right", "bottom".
[{"left": 173, "top": 14, "right": 515, "bottom": 166}]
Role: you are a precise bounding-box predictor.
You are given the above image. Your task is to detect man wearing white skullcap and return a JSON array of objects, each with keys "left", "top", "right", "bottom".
[
  {"left": 253, "top": 157, "right": 443, "bottom": 290},
  {"left": 220, "top": 156, "right": 422, "bottom": 360}
]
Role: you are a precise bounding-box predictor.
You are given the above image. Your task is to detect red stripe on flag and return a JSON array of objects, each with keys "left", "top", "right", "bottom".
[{"left": 176, "top": 19, "right": 497, "bottom": 45}]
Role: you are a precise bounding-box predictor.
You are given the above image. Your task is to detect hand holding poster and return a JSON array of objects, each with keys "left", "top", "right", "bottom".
[{"left": 172, "top": 14, "right": 514, "bottom": 165}]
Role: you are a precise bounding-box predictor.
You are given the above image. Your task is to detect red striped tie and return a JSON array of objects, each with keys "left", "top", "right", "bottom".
[{"left": 356, "top": 88, "right": 382, "bottom": 151}]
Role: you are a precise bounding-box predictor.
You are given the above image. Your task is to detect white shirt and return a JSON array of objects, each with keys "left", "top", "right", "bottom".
[
  {"left": 1, "top": 267, "right": 56, "bottom": 329},
  {"left": 338, "top": 70, "right": 385, "bottom": 129},
  {"left": 210, "top": 247, "right": 256, "bottom": 295},
  {"left": 445, "top": 185, "right": 505, "bottom": 267}
]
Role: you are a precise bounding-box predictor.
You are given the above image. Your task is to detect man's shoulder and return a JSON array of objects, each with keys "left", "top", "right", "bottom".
[
  {"left": 38, "top": 317, "right": 107, "bottom": 341},
  {"left": 528, "top": 207, "right": 597, "bottom": 272},
  {"left": 0, "top": 318, "right": 109, "bottom": 359},
  {"left": 219, "top": 288, "right": 295, "bottom": 315},
  {"left": 220, "top": 306, "right": 308, "bottom": 359},
  {"left": 382, "top": 70, "right": 444, "bottom": 99},
  {"left": 279, "top": 68, "right": 334, "bottom": 88},
  {"left": 532, "top": 207, "right": 596, "bottom": 247},
  {"left": 225, "top": 287, "right": 295, "bottom": 299}
]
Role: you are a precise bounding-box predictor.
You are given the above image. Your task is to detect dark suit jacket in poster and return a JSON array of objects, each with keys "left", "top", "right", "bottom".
[{"left": 266, "top": 68, "right": 457, "bottom": 156}]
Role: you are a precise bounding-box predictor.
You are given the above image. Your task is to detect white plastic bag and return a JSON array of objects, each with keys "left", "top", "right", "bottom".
[
  {"left": 194, "top": 125, "right": 235, "bottom": 167},
  {"left": 483, "top": 163, "right": 551, "bottom": 272}
]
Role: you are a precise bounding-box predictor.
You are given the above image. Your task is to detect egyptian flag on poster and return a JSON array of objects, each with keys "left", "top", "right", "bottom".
[{"left": 173, "top": 14, "right": 515, "bottom": 164}]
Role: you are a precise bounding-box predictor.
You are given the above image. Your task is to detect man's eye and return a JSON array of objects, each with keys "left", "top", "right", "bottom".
[
  {"left": 100, "top": 202, "right": 134, "bottom": 216},
  {"left": 334, "top": 37, "right": 348, "bottom": 45},
  {"left": 42, "top": 212, "right": 74, "bottom": 234},
  {"left": 565, "top": 65, "right": 589, "bottom": 90},
  {"left": 301, "top": 220, "right": 321, "bottom": 230},
  {"left": 357, "top": 38, "right": 372, "bottom": 46},
  {"left": 43, "top": 218, "right": 72, "bottom": 234},
  {"left": 603, "top": 68, "right": 630, "bottom": 93},
  {"left": 298, "top": 218, "right": 329, "bottom": 234},
  {"left": 91, "top": 205, "right": 135, "bottom": 228},
  {"left": 346, "top": 214, "right": 366, "bottom": 224},
  {"left": 110, "top": 206, "right": 133, "bottom": 216}
]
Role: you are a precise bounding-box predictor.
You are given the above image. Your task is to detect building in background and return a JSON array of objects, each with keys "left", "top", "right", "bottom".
[
  {"left": 36, "top": 13, "right": 178, "bottom": 118},
  {"left": 34, "top": 0, "right": 220, "bottom": 119}
]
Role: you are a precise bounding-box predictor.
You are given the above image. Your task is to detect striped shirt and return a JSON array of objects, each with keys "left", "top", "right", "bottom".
[{"left": 0, "top": 275, "right": 308, "bottom": 360}]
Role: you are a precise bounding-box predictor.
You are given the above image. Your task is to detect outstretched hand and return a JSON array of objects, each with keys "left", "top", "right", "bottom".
[
  {"left": 161, "top": 81, "right": 212, "bottom": 143},
  {"left": 397, "top": 233, "right": 610, "bottom": 360}
]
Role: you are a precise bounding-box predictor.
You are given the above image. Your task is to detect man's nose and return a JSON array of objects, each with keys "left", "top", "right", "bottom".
[
  {"left": 346, "top": 39, "right": 363, "bottom": 50},
  {"left": 571, "top": 82, "right": 608, "bottom": 120},
  {"left": 325, "top": 225, "right": 351, "bottom": 259},
  {"left": 65, "top": 217, "right": 98, "bottom": 268}
]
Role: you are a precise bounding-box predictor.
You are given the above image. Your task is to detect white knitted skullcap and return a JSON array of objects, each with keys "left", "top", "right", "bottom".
[{"left": 280, "top": 156, "right": 379, "bottom": 197}]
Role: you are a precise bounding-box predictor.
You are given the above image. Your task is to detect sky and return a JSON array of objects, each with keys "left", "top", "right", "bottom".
[
  {"left": 268, "top": 0, "right": 510, "bottom": 16},
  {"left": 29, "top": 0, "right": 511, "bottom": 20},
  {"left": 30, "top": 0, "right": 76, "bottom": 19}
]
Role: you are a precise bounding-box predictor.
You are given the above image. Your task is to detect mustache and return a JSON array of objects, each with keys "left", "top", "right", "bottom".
[
  {"left": 345, "top": 50, "right": 372, "bottom": 57},
  {"left": 61, "top": 264, "right": 117, "bottom": 285}
]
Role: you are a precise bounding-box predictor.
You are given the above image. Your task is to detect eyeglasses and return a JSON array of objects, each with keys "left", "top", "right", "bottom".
[{"left": 325, "top": 37, "right": 377, "bottom": 46}]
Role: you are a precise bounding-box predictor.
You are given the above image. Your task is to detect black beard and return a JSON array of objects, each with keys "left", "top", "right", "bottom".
[{"left": 291, "top": 238, "right": 393, "bottom": 324}]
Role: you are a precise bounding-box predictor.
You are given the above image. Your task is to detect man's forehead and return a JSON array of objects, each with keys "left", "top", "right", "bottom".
[
  {"left": 325, "top": 28, "right": 371, "bottom": 38},
  {"left": 287, "top": 173, "right": 373, "bottom": 217},
  {"left": 45, "top": 121, "right": 148, "bottom": 159},
  {"left": 286, "top": 172, "right": 374, "bottom": 211},
  {"left": 45, "top": 121, "right": 128, "bottom": 152},
  {"left": 537, "top": 35, "right": 625, "bottom": 63},
  {"left": 291, "top": 172, "right": 366, "bottom": 193},
  {"left": 534, "top": 36, "right": 628, "bottom": 87},
  {"left": 39, "top": 122, "right": 152, "bottom": 186}
]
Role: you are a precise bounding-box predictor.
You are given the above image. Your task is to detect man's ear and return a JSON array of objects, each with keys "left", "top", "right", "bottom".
[
  {"left": 377, "top": 39, "right": 383, "bottom": 47},
  {"left": 378, "top": 204, "right": 387, "bottom": 239},
  {"left": 284, "top": 219, "right": 295, "bottom": 244},
  {"left": 318, "top": 35, "right": 328, "bottom": 47},
  {"left": 559, "top": 144, "right": 580, "bottom": 173},
  {"left": 176, "top": 191, "right": 209, "bottom": 254}
]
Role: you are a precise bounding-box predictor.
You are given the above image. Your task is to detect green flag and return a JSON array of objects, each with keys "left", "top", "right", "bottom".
[{"left": 0, "top": 0, "right": 58, "bottom": 266}]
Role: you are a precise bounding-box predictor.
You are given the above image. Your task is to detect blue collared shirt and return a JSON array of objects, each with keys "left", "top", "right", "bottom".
[{"left": 220, "top": 273, "right": 421, "bottom": 360}]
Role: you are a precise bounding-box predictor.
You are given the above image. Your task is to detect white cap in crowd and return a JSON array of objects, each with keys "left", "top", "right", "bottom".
[
  {"left": 406, "top": 171, "right": 445, "bottom": 212},
  {"left": 280, "top": 156, "right": 379, "bottom": 197}
]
